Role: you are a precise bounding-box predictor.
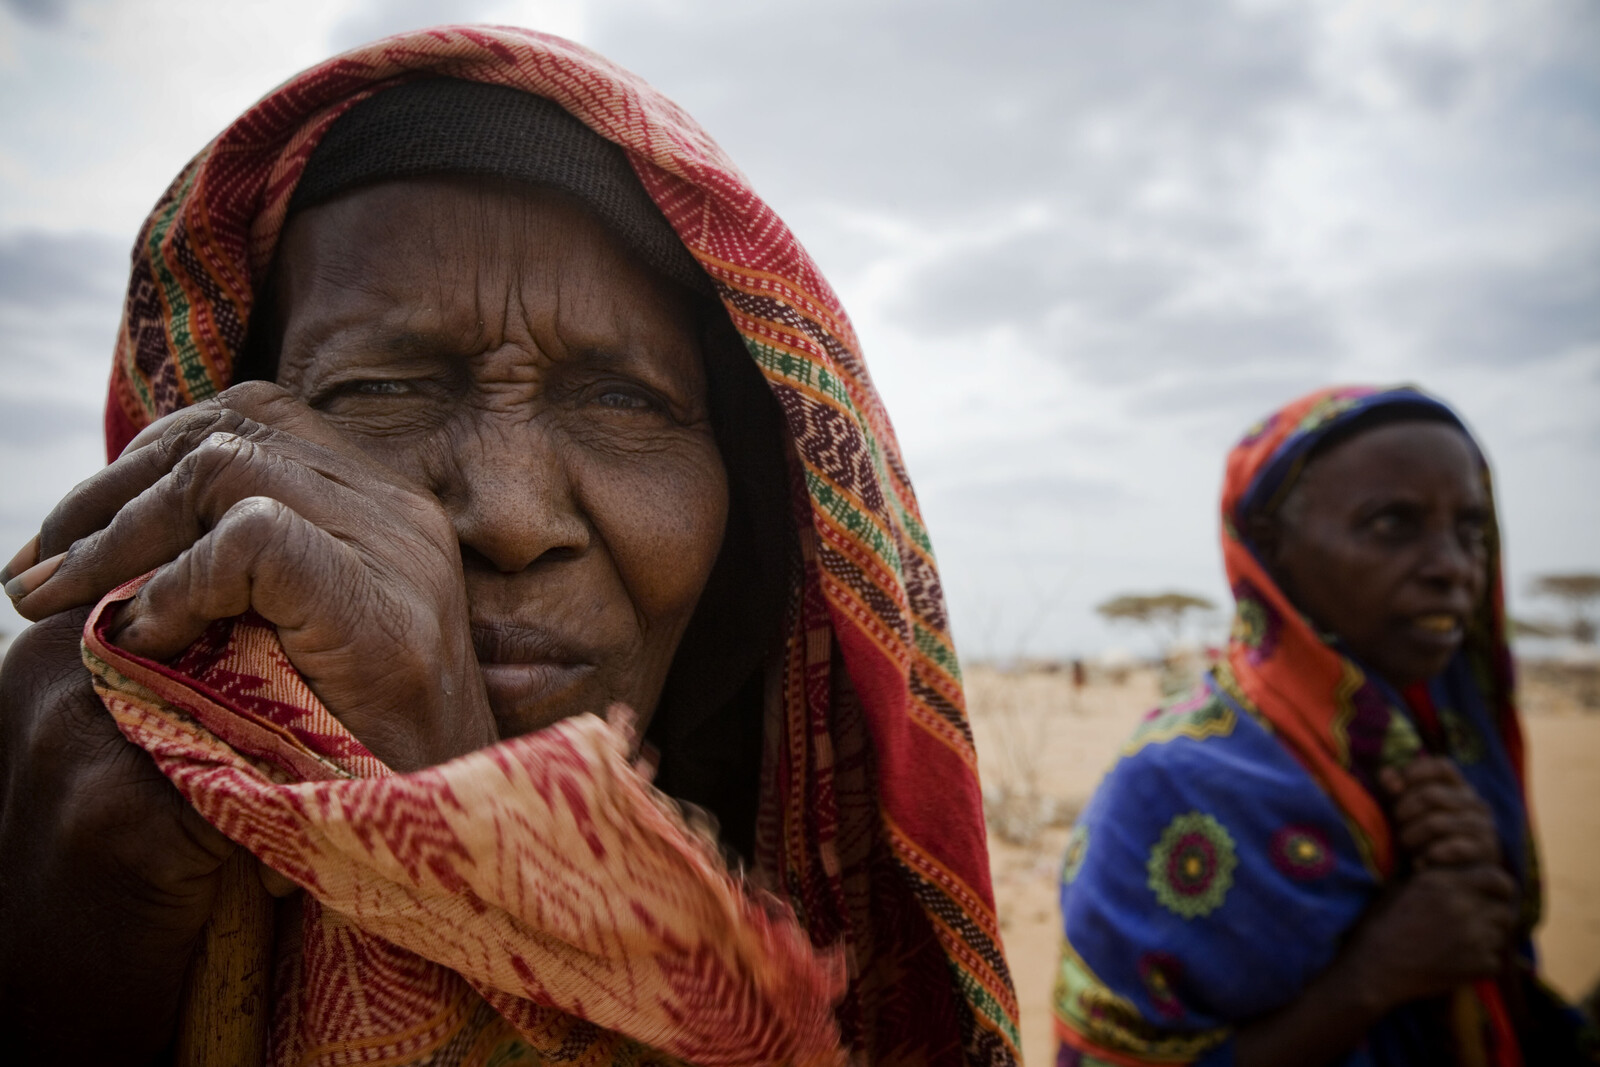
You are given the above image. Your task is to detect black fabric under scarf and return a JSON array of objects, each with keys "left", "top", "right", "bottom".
[{"left": 288, "top": 76, "right": 711, "bottom": 296}]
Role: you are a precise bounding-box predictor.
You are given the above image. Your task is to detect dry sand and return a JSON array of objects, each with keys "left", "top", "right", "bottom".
[{"left": 972, "top": 665, "right": 1600, "bottom": 1065}]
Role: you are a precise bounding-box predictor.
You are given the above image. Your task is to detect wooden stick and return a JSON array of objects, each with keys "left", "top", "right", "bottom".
[{"left": 175, "top": 849, "right": 274, "bottom": 1067}]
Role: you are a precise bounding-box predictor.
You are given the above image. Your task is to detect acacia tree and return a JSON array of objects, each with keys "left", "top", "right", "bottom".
[
  {"left": 1531, "top": 573, "right": 1600, "bottom": 644},
  {"left": 1095, "top": 591, "right": 1217, "bottom": 652},
  {"left": 1509, "top": 617, "right": 1566, "bottom": 640}
]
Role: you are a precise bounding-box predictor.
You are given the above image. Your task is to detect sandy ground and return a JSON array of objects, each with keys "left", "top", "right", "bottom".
[{"left": 972, "top": 665, "right": 1600, "bottom": 1065}]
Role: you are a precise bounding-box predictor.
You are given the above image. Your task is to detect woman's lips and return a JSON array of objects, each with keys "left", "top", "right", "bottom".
[
  {"left": 1406, "top": 612, "right": 1464, "bottom": 645},
  {"left": 471, "top": 621, "right": 599, "bottom": 726},
  {"left": 478, "top": 661, "right": 596, "bottom": 722}
]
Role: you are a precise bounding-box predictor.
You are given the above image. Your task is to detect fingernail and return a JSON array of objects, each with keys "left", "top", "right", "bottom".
[
  {"left": 0, "top": 534, "right": 40, "bottom": 584},
  {"left": 3, "top": 551, "right": 65, "bottom": 600}
]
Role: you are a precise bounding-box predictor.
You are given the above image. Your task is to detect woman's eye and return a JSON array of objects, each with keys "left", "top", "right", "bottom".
[
  {"left": 593, "top": 386, "right": 663, "bottom": 413},
  {"left": 1368, "top": 510, "right": 1416, "bottom": 539},
  {"left": 1458, "top": 517, "right": 1489, "bottom": 546},
  {"left": 310, "top": 378, "right": 426, "bottom": 412},
  {"left": 348, "top": 379, "right": 413, "bottom": 396}
]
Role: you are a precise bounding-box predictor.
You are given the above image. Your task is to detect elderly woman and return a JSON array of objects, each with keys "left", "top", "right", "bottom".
[
  {"left": 1054, "top": 386, "right": 1593, "bottom": 1066},
  {"left": 0, "top": 27, "right": 1019, "bottom": 1066}
]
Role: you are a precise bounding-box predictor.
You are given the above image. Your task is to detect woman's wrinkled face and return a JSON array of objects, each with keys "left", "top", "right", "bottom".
[
  {"left": 272, "top": 177, "right": 728, "bottom": 738},
  {"left": 1261, "top": 421, "right": 1490, "bottom": 688}
]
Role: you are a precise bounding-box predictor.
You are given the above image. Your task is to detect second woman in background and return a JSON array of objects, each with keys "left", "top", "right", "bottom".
[{"left": 1054, "top": 385, "right": 1593, "bottom": 1066}]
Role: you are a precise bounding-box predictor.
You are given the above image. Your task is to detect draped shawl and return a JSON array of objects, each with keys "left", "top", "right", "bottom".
[
  {"left": 1054, "top": 386, "right": 1543, "bottom": 1067},
  {"left": 90, "top": 24, "right": 1018, "bottom": 1066}
]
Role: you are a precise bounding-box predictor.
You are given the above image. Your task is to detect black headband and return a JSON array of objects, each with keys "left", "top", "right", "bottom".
[{"left": 289, "top": 77, "right": 711, "bottom": 295}]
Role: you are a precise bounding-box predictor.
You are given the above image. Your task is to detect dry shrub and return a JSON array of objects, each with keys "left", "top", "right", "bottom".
[{"left": 970, "top": 664, "right": 1081, "bottom": 845}]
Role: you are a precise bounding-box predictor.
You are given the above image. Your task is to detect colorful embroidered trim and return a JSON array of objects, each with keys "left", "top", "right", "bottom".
[
  {"left": 1122, "top": 695, "right": 1237, "bottom": 757},
  {"left": 1052, "top": 938, "right": 1227, "bottom": 1064}
]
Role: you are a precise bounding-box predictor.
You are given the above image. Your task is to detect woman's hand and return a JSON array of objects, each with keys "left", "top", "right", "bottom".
[
  {"left": 1234, "top": 861, "right": 1518, "bottom": 1067},
  {"left": 1236, "top": 759, "right": 1515, "bottom": 1067},
  {"left": 0, "top": 382, "right": 498, "bottom": 1059},
  {"left": 1344, "top": 862, "right": 1518, "bottom": 1005},
  {"left": 1380, "top": 755, "right": 1502, "bottom": 870},
  {"left": 8, "top": 381, "right": 496, "bottom": 771},
  {"left": 1352, "top": 756, "right": 1514, "bottom": 1002},
  {"left": 0, "top": 609, "right": 237, "bottom": 1062}
]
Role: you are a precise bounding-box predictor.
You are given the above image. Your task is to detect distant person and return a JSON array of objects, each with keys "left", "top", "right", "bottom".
[
  {"left": 0, "top": 25, "right": 1017, "bottom": 1064},
  {"left": 1054, "top": 386, "right": 1595, "bottom": 1066}
]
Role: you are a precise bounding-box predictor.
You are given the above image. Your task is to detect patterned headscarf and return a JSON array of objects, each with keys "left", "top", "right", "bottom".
[{"left": 96, "top": 24, "right": 1017, "bottom": 1066}]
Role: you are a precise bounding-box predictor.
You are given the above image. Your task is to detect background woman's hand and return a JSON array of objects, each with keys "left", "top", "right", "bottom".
[
  {"left": 1345, "top": 862, "right": 1517, "bottom": 1007},
  {"left": 1380, "top": 755, "right": 1502, "bottom": 870},
  {"left": 1336, "top": 756, "right": 1515, "bottom": 1006},
  {"left": 1234, "top": 853, "right": 1518, "bottom": 1067},
  {"left": 8, "top": 381, "right": 496, "bottom": 771}
]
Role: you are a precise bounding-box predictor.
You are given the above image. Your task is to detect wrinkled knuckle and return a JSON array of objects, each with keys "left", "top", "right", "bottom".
[
  {"left": 162, "top": 403, "right": 239, "bottom": 453},
  {"left": 175, "top": 429, "right": 260, "bottom": 500},
  {"left": 213, "top": 496, "right": 294, "bottom": 557},
  {"left": 172, "top": 414, "right": 282, "bottom": 477},
  {"left": 216, "top": 379, "right": 293, "bottom": 412},
  {"left": 48, "top": 527, "right": 98, "bottom": 580},
  {"left": 36, "top": 509, "right": 76, "bottom": 561},
  {"left": 226, "top": 493, "right": 291, "bottom": 524},
  {"left": 1410, "top": 811, "right": 1440, "bottom": 832},
  {"left": 215, "top": 380, "right": 309, "bottom": 432},
  {"left": 1415, "top": 784, "right": 1449, "bottom": 807}
]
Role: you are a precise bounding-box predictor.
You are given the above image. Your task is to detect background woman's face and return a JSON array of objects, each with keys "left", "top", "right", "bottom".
[
  {"left": 271, "top": 177, "right": 729, "bottom": 738},
  {"left": 1264, "top": 421, "right": 1490, "bottom": 688}
]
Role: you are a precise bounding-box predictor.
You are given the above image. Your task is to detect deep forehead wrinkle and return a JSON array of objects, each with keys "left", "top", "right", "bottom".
[
  {"left": 294, "top": 314, "right": 701, "bottom": 401},
  {"left": 273, "top": 180, "right": 708, "bottom": 398}
]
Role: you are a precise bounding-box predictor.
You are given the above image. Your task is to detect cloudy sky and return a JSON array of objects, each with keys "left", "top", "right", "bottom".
[{"left": 2, "top": 0, "right": 1596, "bottom": 659}]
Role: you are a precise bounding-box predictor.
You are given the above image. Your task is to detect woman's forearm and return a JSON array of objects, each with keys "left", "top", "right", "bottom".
[
  {"left": 1232, "top": 942, "right": 1394, "bottom": 1067},
  {"left": 1233, "top": 861, "right": 1516, "bottom": 1067}
]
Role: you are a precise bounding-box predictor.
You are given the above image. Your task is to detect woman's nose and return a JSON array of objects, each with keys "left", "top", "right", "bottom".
[
  {"left": 1418, "top": 523, "right": 1480, "bottom": 590},
  {"left": 443, "top": 425, "right": 590, "bottom": 574}
]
